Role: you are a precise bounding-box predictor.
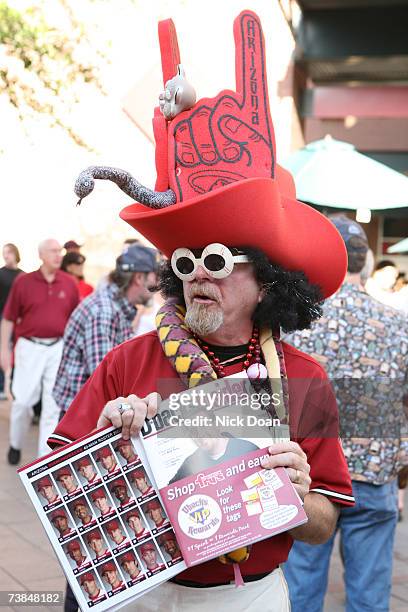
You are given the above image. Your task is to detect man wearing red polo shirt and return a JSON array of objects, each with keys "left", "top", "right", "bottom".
[{"left": 0, "top": 239, "right": 78, "bottom": 463}]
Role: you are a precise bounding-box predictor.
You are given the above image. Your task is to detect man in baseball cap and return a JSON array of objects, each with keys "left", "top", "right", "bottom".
[
  {"left": 95, "top": 447, "right": 119, "bottom": 475},
  {"left": 54, "top": 466, "right": 80, "bottom": 496},
  {"left": 71, "top": 497, "right": 95, "bottom": 527},
  {"left": 109, "top": 478, "right": 133, "bottom": 508},
  {"left": 144, "top": 499, "right": 169, "bottom": 530},
  {"left": 50, "top": 508, "right": 75, "bottom": 539},
  {"left": 119, "top": 551, "right": 143, "bottom": 582},
  {"left": 36, "top": 476, "right": 60, "bottom": 507},
  {"left": 79, "top": 572, "right": 105, "bottom": 603},
  {"left": 66, "top": 539, "right": 90, "bottom": 569},
  {"left": 105, "top": 519, "right": 129, "bottom": 548},
  {"left": 52, "top": 244, "right": 159, "bottom": 422},
  {"left": 86, "top": 529, "right": 110, "bottom": 561},
  {"left": 129, "top": 468, "right": 153, "bottom": 498},
  {"left": 139, "top": 542, "right": 165, "bottom": 572},
  {"left": 115, "top": 438, "right": 139, "bottom": 467},
  {"left": 90, "top": 488, "right": 114, "bottom": 517},
  {"left": 158, "top": 531, "right": 182, "bottom": 562},
  {"left": 100, "top": 561, "right": 124, "bottom": 593},
  {"left": 125, "top": 509, "right": 149, "bottom": 540},
  {"left": 75, "top": 456, "right": 100, "bottom": 486}
]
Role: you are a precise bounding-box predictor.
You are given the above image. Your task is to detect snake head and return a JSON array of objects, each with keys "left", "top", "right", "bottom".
[{"left": 74, "top": 170, "right": 95, "bottom": 205}]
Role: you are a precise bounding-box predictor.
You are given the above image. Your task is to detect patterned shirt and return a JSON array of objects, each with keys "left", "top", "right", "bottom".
[
  {"left": 53, "top": 283, "right": 136, "bottom": 413},
  {"left": 285, "top": 281, "right": 408, "bottom": 485}
]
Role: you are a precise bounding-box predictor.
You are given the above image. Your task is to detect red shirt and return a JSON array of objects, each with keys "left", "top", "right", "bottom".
[
  {"left": 49, "top": 332, "right": 354, "bottom": 584},
  {"left": 3, "top": 269, "right": 79, "bottom": 338},
  {"left": 78, "top": 279, "right": 93, "bottom": 300}
]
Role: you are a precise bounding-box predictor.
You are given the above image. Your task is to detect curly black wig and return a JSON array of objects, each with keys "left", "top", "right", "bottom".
[{"left": 157, "top": 247, "right": 324, "bottom": 332}]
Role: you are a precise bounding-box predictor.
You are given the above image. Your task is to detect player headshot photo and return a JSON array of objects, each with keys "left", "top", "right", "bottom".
[
  {"left": 89, "top": 487, "right": 115, "bottom": 519},
  {"left": 114, "top": 438, "right": 139, "bottom": 468},
  {"left": 104, "top": 519, "right": 130, "bottom": 550},
  {"left": 128, "top": 467, "right": 154, "bottom": 499},
  {"left": 48, "top": 508, "right": 76, "bottom": 540},
  {"left": 108, "top": 477, "right": 135, "bottom": 510},
  {"left": 169, "top": 436, "right": 259, "bottom": 484},
  {"left": 69, "top": 497, "right": 96, "bottom": 529},
  {"left": 75, "top": 456, "right": 101, "bottom": 488},
  {"left": 94, "top": 446, "right": 120, "bottom": 478},
  {"left": 142, "top": 499, "right": 169, "bottom": 532},
  {"left": 53, "top": 466, "right": 81, "bottom": 498},
  {"left": 137, "top": 541, "right": 165, "bottom": 574},
  {"left": 124, "top": 509, "right": 150, "bottom": 541},
  {"left": 158, "top": 531, "right": 183, "bottom": 563},
  {"left": 118, "top": 550, "right": 145, "bottom": 584},
  {"left": 86, "top": 529, "right": 110, "bottom": 562},
  {"left": 35, "top": 476, "right": 61, "bottom": 509},
  {"left": 79, "top": 571, "right": 106, "bottom": 605},
  {"left": 99, "top": 561, "right": 125, "bottom": 595},
  {"left": 65, "top": 539, "right": 91, "bottom": 572}
]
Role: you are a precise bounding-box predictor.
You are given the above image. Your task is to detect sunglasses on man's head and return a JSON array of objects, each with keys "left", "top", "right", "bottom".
[{"left": 171, "top": 243, "right": 250, "bottom": 281}]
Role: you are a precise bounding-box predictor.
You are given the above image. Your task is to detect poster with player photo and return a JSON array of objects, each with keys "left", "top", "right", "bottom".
[
  {"left": 97, "top": 559, "right": 127, "bottom": 597},
  {"left": 123, "top": 508, "right": 151, "bottom": 544},
  {"left": 127, "top": 467, "right": 155, "bottom": 502},
  {"left": 52, "top": 466, "right": 82, "bottom": 501},
  {"left": 77, "top": 570, "right": 107, "bottom": 607},
  {"left": 74, "top": 456, "right": 101, "bottom": 490},
  {"left": 33, "top": 475, "right": 62, "bottom": 511},
  {"left": 136, "top": 541, "right": 166, "bottom": 577},
  {"left": 157, "top": 530, "right": 184, "bottom": 566},
  {"left": 108, "top": 477, "right": 136, "bottom": 512},
  {"left": 47, "top": 507, "right": 76, "bottom": 543},
  {"left": 69, "top": 496, "right": 97, "bottom": 532},
  {"left": 85, "top": 528, "right": 112, "bottom": 565},
  {"left": 93, "top": 446, "right": 121, "bottom": 481},
  {"left": 102, "top": 518, "right": 131, "bottom": 555},
  {"left": 117, "top": 550, "right": 146, "bottom": 587},
  {"left": 141, "top": 498, "right": 170, "bottom": 535},
  {"left": 64, "top": 538, "right": 92, "bottom": 574},
  {"left": 87, "top": 487, "right": 116, "bottom": 523},
  {"left": 114, "top": 438, "right": 141, "bottom": 471}
]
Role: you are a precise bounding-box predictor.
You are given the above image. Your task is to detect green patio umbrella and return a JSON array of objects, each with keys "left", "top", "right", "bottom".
[
  {"left": 387, "top": 238, "right": 408, "bottom": 253},
  {"left": 282, "top": 136, "right": 408, "bottom": 211}
]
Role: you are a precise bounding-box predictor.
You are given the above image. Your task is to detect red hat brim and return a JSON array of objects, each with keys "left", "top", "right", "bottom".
[{"left": 120, "top": 178, "right": 346, "bottom": 298}]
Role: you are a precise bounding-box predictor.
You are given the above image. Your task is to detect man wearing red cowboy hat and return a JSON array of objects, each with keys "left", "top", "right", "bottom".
[
  {"left": 109, "top": 477, "right": 134, "bottom": 508},
  {"left": 95, "top": 446, "right": 119, "bottom": 476},
  {"left": 49, "top": 10, "right": 354, "bottom": 610},
  {"left": 115, "top": 438, "right": 139, "bottom": 467},
  {"left": 144, "top": 499, "right": 169, "bottom": 530},
  {"left": 119, "top": 551, "right": 144, "bottom": 582},
  {"left": 75, "top": 456, "right": 100, "bottom": 486},
  {"left": 54, "top": 466, "right": 81, "bottom": 497},
  {"left": 66, "top": 539, "right": 90, "bottom": 570},
  {"left": 86, "top": 529, "right": 110, "bottom": 561},
  {"left": 49, "top": 508, "right": 75, "bottom": 539},
  {"left": 158, "top": 531, "right": 182, "bottom": 562},
  {"left": 90, "top": 488, "right": 115, "bottom": 518},
  {"left": 79, "top": 572, "right": 105, "bottom": 603},
  {"left": 71, "top": 497, "right": 95, "bottom": 527},
  {"left": 125, "top": 509, "right": 150, "bottom": 540},
  {"left": 129, "top": 468, "right": 153, "bottom": 498},
  {"left": 36, "top": 476, "right": 60, "bottom": 507},
  {"left": 100, "top": 561, "right": 125, "bottom": 593},
  {"left": 105, "top": 519, "right": 129, "bottom": 548},
  {"left": 139, "top": 542, "right": 165, "bottom": 572}
]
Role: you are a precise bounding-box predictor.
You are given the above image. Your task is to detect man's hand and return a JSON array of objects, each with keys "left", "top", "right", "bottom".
[
  {"left": 97, "top": 393, "right": 161, "bottom": 440},
  {"left": 261, "top": 441, "right": 311, "bottom": 501}
]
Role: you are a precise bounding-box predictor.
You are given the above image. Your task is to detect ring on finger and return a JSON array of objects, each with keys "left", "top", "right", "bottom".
[
  {"left": 118, "top": 402, "right": 134, "bottom": 414},
  {"left": 294, "top": 469, "right": 300, "bottom": 484}
]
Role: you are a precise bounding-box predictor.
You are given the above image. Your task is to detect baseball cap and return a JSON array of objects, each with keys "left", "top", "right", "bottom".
[
  {"left": 145, "top": 500, "right": 161, "bottom": 511},
  {"left": 140, "top": 542, "right": 155, "bottom": 553},
  {"left": 116, "top": 244, "right": 159, "bottom": 274},
  {"left": 95, "top": 447, "right": 113, "bottom": 461},
  {"left": 64, "top": 240, "right": 82, "bottom": 250},
  {"left": 36, "top": 476, "right": 53, "bottom": 490},
  {"left": 86, "top": 530, "right": 102, "bottom": 543},
  {"left": 106, "top": 520, "right": 120, "bottom": 533},
  {"left": 67, "top": 540, "right": 81, "bottom": 552},
  {"left": 80, "top": 572, "right": 95, "bottom": 585},
  {"left": 159, "top": 531, "right": 176, "bottom": 545},
  {"left": 120, "top": 551, "right": 136, "bottom": 564},
  {"left": 55, "top": 467, "right": 73, "bottom": 480},
  {"left": 115, "top": 438, "right": 133, "bottom": 450},
  {"left": 125, "top": 509, "right": 140, "bottom": 521},
  {"left": 72, "top": 497, "right": 87, "bottom": 510},
  {"left": 130, "top": 468, "right": 146, "bottom": 480},
  {"left": 76, "top": 457, "right": 92, "bottom": 469},
  {"left": 101, "top": 561, "right": 116, "bottom": 574},
  {"left": 110, "top": 478, "right": 127, "bottom": 490},
  {"left": 91, "top": 488, "right": 107, "bottom": 502},
  {"left": 50, "top": 508, "right": 67, "bottom": 522},
  {"left": 329, "top": 215, "right": 368, "bottom": 253}
]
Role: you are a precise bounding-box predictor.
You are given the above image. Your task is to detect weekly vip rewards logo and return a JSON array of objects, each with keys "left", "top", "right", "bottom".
[{"left": 178, "top": 494, "right": 222, "bottom": 539}]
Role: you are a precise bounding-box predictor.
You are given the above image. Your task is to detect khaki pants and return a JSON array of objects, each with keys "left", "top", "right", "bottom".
[{"left": 121, "top": 568, "right": 290, "bottom": 611}]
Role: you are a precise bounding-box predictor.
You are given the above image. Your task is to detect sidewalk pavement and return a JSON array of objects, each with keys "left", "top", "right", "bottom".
[{"left": 0, "top": 398, "right": 407, "bottom": 611}]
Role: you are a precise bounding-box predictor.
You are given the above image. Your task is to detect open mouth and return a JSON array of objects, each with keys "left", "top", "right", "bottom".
[{"left": 192, "top": 294, "right": 217, "bottom": 304}]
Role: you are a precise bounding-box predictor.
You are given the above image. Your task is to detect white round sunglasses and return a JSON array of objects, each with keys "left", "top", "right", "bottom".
[{"left": 171, "top": 243, "right": 250, "bottom": 281}]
